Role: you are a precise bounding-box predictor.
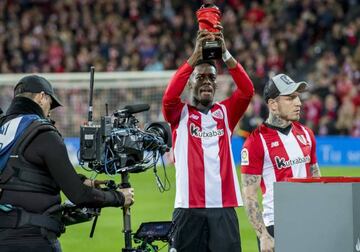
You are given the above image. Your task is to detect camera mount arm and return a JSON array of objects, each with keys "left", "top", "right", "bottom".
[{"left": 120, "top": 172, "right": 134, "bottom": 251}]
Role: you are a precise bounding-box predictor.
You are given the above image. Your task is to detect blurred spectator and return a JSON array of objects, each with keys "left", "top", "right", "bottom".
[
  {"left": 318, "top": 93, "right": 339, "bottom": 135},
  {"left": 336, "top": 97, "right": 356, "bottom": 135},
  {"left": 237, "top": 94, "right": 267, "bottom": 137},
  {"left": 0, "top": 0, "right": 358, "bottom": 136},
  {"left": 352, "top": 108, "right": 360, "bottom": 137},
  {"left": 303, "top": 94, "right": 323, "bottom": 131}
]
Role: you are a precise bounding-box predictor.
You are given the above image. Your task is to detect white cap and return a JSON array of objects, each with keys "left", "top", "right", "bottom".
[{"left": 271, "top": 74, "right": 308, "bottom": 95}]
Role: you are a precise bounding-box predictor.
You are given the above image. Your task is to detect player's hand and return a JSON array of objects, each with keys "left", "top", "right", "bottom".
[
  {"left": 120, "top": 187, "right": 134, "bottom": 207},
  {"left": 259, "top": 233, "right": 275, "bottom": 252},
  {"left": 213, "top": 23, "right": 226, "bottom": 53},
  {"left": 192, "top": 30, "right": 214, "bottom": 59}
]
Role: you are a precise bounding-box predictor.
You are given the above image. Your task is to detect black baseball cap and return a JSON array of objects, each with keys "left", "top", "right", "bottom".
[
  {"left": 14, "top": 75, "right": 63, "bottom": 110},
  {"left": 264, "top": 74, "right": 308, "bottom": 103}
]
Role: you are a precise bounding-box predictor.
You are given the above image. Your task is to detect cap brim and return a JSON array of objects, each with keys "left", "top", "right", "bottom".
[
  {"left": 280, "top": 81, "right": 308, "bottom": 96},
  {"left": 49, "top": 94, "right": 63, "bottom": 110}
]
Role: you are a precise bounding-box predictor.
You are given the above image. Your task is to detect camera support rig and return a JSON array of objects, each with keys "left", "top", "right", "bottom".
[
  {"left": 79, "top": 67, "right": 172, "bottom": 252},
  {"left": 119, "top": 172, "right": 136, "bottom": 251}
]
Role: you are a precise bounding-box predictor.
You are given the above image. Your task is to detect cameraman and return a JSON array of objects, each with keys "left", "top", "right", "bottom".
[
  {"left": 0, "top": 75, "right": 134, "bottom": 252},
  {"left": 162, "top": 28, "right": 254, "bottom": 252}
]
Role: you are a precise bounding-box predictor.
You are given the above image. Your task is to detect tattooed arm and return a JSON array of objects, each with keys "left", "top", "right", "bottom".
[
  {"left": 241, "top": 174, "right": 274, "bottom": 252},
  {"left": 310, "top": 163, "right": 321, "bottom": 177}
]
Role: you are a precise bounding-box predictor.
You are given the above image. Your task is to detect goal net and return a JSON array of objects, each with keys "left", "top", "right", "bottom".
[{"left": 0, "top": 71, "right": 234, "bottom": 137}]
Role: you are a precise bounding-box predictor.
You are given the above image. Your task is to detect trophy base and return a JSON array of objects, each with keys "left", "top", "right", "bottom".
[{"left": 202, "top": 41, "right": 222, "bottom": 60}]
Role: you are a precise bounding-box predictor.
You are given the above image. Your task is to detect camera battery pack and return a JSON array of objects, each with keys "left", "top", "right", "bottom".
[{"left": 80, "top": 125, "right": 102, "bottom": 162}]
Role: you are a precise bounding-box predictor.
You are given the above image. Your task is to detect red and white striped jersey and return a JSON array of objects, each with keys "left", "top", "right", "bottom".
[
  {"left": 163, "top": 62, "right": 254, "bottom": 208},
  {"left": 241, "top": 122, "right": 317, "bottom": 226}
]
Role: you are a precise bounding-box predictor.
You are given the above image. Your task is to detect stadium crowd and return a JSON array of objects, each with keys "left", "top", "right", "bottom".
[{"left": 0, "top": 0, "right": 359, "bottom": 136}]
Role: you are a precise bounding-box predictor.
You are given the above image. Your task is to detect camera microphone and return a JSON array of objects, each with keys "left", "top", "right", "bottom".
[
  {"left": 114, "top": 104, "right": 150, "bottom": 117},
  {"left": 123, "top": 104, "right": 150, "bottom": 114}
]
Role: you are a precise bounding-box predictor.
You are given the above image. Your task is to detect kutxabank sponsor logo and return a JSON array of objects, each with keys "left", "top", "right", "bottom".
[
  {"left": 275, "top": 155, "right": 311, "bottom": 169},
  {"left": 190, "top": 123, "right": 224, "bottom": 138}
]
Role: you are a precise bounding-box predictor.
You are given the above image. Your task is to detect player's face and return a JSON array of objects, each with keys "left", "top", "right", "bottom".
[
  {"left": 192, "top": 64, "right": 217, "bottom": 106},
  {"left": 275, "top": 92, "right": 302, "bottom": 121}
]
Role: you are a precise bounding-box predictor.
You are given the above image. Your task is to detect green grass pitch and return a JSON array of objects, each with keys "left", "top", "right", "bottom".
[{"left": 60, "top": 167, "right": 360, "bottom": 252}]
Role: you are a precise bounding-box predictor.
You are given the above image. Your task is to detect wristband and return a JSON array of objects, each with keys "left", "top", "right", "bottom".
[{"left": 222, "top": 50, "right": 232, "bottom": 62}]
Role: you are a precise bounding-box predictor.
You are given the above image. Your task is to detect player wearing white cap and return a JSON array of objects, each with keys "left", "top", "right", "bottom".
[{"left": 240, "top": 74, "right": 321, "bottom": 252}]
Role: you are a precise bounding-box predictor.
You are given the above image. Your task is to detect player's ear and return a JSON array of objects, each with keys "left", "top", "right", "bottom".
[
  {"left": 187, "top": 74, "right": 195, "bottom": 89},
  {"left": 188, "top": 81, "right": 192, "bottom": 89},
  {"left": 268, "top": 98, "right": 278, "bottom": 112}
]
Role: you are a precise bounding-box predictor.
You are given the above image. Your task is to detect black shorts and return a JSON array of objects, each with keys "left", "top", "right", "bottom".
[{"left": 169, "top": 208, "right": 241, "bottom": 252}]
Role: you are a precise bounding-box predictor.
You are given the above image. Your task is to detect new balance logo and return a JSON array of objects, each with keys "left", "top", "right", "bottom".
[
  {"left": 190, "top": 123, "right": 224, "bottom": 138},
  {"left": 271, "top": 141, "right": 279, "bottom": 148},
  {"left": 275, "top": 155, "right": 311, "bottom": 169},
  {"left": 189, "top": 114, "right": 199, "bottom": 120}
]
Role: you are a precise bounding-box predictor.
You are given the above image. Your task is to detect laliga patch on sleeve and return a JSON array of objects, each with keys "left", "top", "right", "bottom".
[{"left": 241, "top": 148, "right": 249, "bottom": 166}]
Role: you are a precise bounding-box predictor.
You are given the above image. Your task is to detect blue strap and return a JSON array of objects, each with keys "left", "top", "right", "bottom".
[{"left": 0, "top": 114, "right": 40, "bottom": 172}]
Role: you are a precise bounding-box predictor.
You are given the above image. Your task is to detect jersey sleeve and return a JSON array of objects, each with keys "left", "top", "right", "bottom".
[
  {"left": 162, "top": 62, "right": 193, "bottom": 125},
  {"left": 240, "top": 131, "right": 265, "bottom": 175},
  {"left": 307, "top": 127, "right": 318, "bottom": 165},
  {"left": 220, "top": 63, "right": 255, "bottom": 131}
]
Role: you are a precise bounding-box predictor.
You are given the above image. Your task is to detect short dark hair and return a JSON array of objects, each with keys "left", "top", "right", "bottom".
[
  {"left": 263, "top": 79, "right": 280, "bottom": 103},
  {"left": 14, "top": 84, "right": 36, "bottom": 97},
  {"left": 15, "top": 90, "right": 38, "bottom": 99},
  {"left": 194, "top": 59, "right": 217, "bottom": 69}
]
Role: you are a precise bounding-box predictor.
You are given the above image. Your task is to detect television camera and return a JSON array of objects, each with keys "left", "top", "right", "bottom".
[
  {"left": 64, "top": 67, "right": 173, "bottom": 252},
  {"left": 79, "top": 103, "right": 172, "bottom": 175}
]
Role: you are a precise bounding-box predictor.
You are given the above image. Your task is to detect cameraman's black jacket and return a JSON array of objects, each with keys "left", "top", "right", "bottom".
[{"left": 0, "top": 97, "right": 124, "bottom": 239}]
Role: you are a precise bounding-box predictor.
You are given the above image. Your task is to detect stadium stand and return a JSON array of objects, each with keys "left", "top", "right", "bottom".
[{"left": 0, "top": 0, "right": 359, "bottom": 137}]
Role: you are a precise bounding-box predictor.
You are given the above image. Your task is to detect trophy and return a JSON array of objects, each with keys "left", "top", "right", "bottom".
[{"left": 196, "top": 0, "right": 222, "bottom": 60}]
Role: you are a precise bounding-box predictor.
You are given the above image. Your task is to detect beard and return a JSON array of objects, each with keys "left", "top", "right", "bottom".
[
  {"left": 193, "top": 95, "right": 212, "bottom": 107},
  {"left": 200, "top": 98, "right": 212, "bottom": 107}
]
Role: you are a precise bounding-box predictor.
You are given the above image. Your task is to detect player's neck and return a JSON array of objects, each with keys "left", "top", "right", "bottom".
[
  {"left": 266, "top": 112, "right": 292, "bottom": 128},
  {"left": 194, "top": 100, "right": 213, "bottom": 114}
]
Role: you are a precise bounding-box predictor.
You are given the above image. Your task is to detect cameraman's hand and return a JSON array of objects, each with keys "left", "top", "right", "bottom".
[
  {"left": 83, "top": 179, "right": 107, "bottom": 188},
  {"left": 120, "top": 188, "right": 135, "bottom": 207},
  {"left": 188, "top": 29, "right": 214, "bottom": 67}
]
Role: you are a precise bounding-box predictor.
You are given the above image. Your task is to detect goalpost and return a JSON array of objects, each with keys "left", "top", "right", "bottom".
[{"left": 0, "top": 71, "right": 234, "bottom": 137}]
